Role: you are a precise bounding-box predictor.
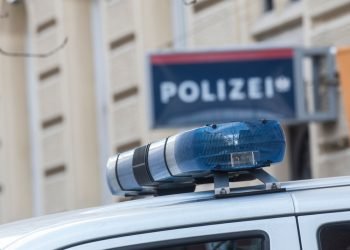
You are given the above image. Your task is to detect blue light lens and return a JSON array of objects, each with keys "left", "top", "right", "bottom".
[{"left": 165, "top": 120, "right": 285, "bottom": 176}]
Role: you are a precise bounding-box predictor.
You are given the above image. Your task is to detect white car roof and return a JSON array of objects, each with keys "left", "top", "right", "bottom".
[{"left": 1, "top": 176, "right": 350, "bottom": 249}]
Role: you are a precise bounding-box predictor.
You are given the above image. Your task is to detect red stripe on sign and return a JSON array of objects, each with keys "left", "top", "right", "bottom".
[{"left": 151, "top": 49, "right": 294, "bottom": 65}]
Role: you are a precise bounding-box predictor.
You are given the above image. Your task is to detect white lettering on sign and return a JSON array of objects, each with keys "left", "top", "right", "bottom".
[
  {"left": 217, "top": 79, "right": 226, "bottom": 101},
  {"left": 178, "top": 80, "right": 200, "bottom": 103},
  {"left": 159, "top": 76, "right": 292, "bottom": 104},
  {"left": 228, "top": 79, "right": 245, "bottom": 100},
  {"left": 248, "top": 77, "right": 263, "bottom": 99},
  {"left": 201, "top": 80, "right": 216, "bottom": 102},
  {"left": 265, "top": 77, "right": 274, "bottom": 98},
  {"left": 160, "top": 81, "right": 177, "bottom": 103}
]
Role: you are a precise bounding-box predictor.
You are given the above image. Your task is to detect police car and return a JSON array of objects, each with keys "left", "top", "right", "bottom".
[{"left": 0, "top": 120, "right": 349, "bottom": 250}]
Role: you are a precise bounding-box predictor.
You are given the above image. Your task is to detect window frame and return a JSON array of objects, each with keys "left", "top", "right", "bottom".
[{"left": 123, "top": 230, "right": 269, "bottom": 250}]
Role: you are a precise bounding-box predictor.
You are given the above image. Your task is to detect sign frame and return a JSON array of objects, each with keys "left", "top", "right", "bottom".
[{"left": 145, "top": 46, "right": 338, "bottom": 128}]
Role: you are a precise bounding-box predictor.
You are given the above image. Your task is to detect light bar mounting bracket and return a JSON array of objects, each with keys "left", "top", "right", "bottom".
[{"left": 214, "top": 168, "right": 283, "bottom": 198}]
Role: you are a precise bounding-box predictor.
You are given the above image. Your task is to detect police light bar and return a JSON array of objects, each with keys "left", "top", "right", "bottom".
[{"left": 106, "top": 120, "right": 285, "bottom": 196}]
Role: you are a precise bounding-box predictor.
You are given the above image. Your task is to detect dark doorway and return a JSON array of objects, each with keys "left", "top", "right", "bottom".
[{"left": 288, "top": 124, "right": 311, "bottom": 180}]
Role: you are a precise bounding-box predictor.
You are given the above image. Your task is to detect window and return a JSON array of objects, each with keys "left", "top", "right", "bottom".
[
  {"left": 318, "top": 221, "right": 350, "bottom": 250},
  {"left": 263, "top": 0, "right": 274, "bottom": 12},
  {"left": 137, "top": 234, "right": 268, "bottom": 250},
  {"left": 152, "top": 237, "right": 265, "bottom": 250},
  {"left": 103, "top": 232, "right": 270, "bottom": 250}
]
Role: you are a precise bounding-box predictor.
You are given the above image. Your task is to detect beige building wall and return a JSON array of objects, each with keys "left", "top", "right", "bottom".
[
  {"left": 102, "top": 0, "right": 144, "bottom": 155},
  {"left": 0, "top": 3, "right": 31, "bottom": 223},
  {"left": 98, "top": 0, "right": 178, "bottom": 155},
  {"left": 26, "top": 0, "right": 101, "bottom": 213},
  {"left": 304, "top": 0, "right": 350, "bottom": 178}
]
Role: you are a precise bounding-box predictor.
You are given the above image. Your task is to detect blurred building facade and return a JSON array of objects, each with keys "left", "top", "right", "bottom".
[{"left": 0, "top": 0, "right": 350, "bottom": 223}]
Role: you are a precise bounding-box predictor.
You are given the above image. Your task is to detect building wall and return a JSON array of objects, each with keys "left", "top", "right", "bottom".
[
  {"left": 1, "top": 0, "right": 350, "bottom": 223},
  {"left": 26, "top": 0, "right": 101, "bottom": 214},
  {"left": 98, "top": 0, "right": 179, "bottom": 155},
  {"left": 306, "top": 0, "right": 350, "bottom": 177},
  {"left": 0, "top": 3, "right": 31, "bottom": 223}
]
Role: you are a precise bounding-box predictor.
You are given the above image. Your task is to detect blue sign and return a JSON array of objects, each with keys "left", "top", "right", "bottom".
[{"left": 148, "top": 48, "right": 296, "bottom": 128}]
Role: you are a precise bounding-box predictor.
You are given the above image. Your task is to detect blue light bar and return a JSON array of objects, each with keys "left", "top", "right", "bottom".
[
  {"left": 106, "top": 120, "right": 285, "bottom": 195},
  {"left": 165, "top": 120, "right": 285, "bottom": 176}
]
